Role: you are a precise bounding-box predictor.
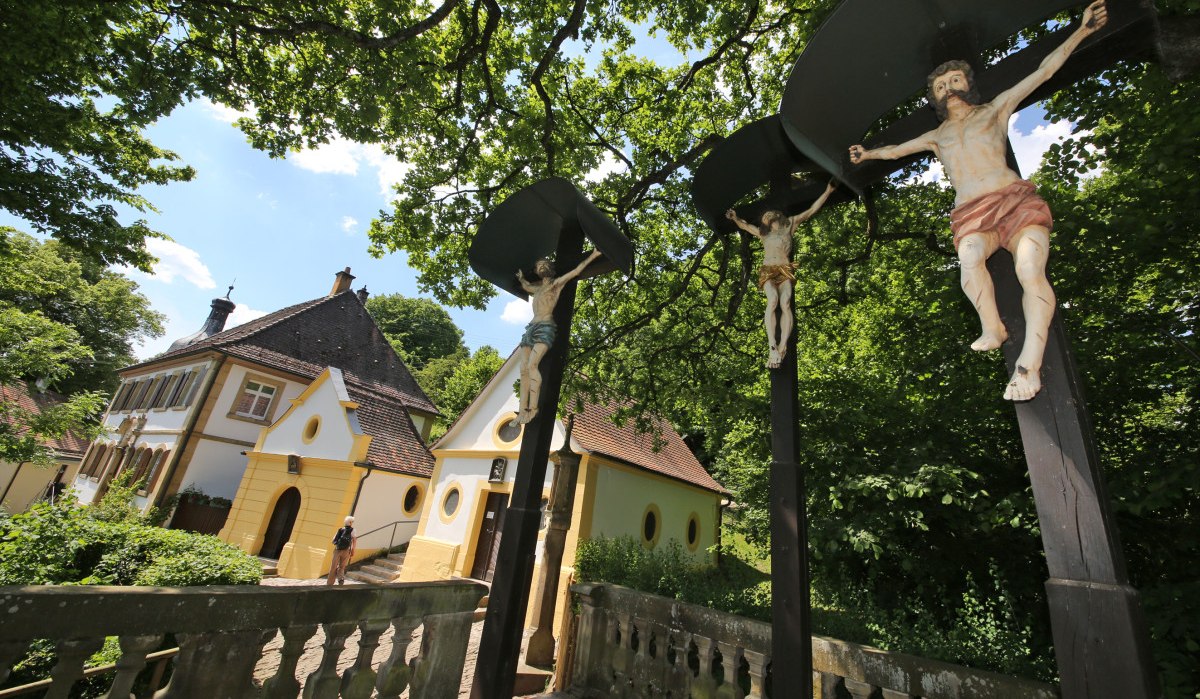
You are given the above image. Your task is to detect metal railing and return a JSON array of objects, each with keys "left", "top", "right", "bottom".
[{"left": 353, "top": 518, "right": 420, "bottom": 554}]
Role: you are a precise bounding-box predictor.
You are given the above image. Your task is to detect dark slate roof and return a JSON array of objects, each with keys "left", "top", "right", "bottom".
[
  {"left": 0, "top": 382, "right": 90, "bottom": 458},
  {"left": 126, "top": 291, "right": 437, "bottom": 415},
  {"left": 573, "top": 401, "right": 727, "bottom": 496},
  {"left": 348, "top": 386, "right": 435, "bottom": 478}
]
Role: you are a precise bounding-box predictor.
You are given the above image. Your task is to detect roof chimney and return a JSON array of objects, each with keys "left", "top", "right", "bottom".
[
  {"left": 166, "top": 286, "right": 236, "bottom": 353},
  {"left": 356, "top": 286, "right": 370, "bottom": 304},
  {"left": 331, "top": 267, "right": 355, "bottom": 296}
]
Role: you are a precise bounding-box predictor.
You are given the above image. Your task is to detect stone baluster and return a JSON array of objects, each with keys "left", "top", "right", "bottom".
[
  {"left": 665, "top": 632, "right": 690, "bottom": 693},
  {"left": 160, "top": 629, "right": 274, "bottom": 698},
  {"left": 742, "top": 649, "right": 768, "bottom": 699},
  {"left": 643, "top": 621, "right": 670, "bottom": 696},
  {"left": 814, "top": 670, "right": 841, "bottom": 699},
  {"left": 339, "top": 618, "right": 391, "bottom": 698},
  {"left": 409, "top": 610, "right": 475, "bottom": 699},
  {"left": 609, "top": 613, "right": 635, "bottom": 698},
  {"left": 715, "top": 641, "right": 745, "bottom": 699},
  {"left": 100, "top": 634, "right": 162, "bottom": 699},
  {"left": 374, "top": 618, "right": 420, "bottom": 699},
  {"left": 262, "top": 624, "right": 319, "bottom": 699},
  {"left": 44, "top": 636, "right": 105, "bottom": 699},
  {"left": 629, "top": 621, "right": 654, "bottom": 696},
  {"left": 0, "top": 640, "right": 28, "bottom": 684},
  {"left": 691, "top": 635, "right": 719, "bottom": 698},
  {"left": 844, "top": 677, "right": 880, "bottom": 699},
  {"left": 302, "top": 621, "right": 358, "bottom": 699}
]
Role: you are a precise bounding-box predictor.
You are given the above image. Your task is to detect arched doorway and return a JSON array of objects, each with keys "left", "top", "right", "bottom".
[{"left": 259, "top": 487, "right": 301, "bottom": 560}]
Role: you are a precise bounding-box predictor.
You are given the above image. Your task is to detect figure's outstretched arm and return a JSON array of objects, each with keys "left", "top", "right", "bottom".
[
  {"left": 556, "top": 249, "right": 604, "bottom": 286},
  {"left": 725, "top": 209, "right": 764, "bottom": 238},
  {"left": 516, "top": 269, "right": 539, "bottom": 293},
  {"left": 992, "top": 0, "right": 1107, "bottom": 118},
  {"left": 790, "top": 182, "right": 838, "bottom": 227},
  {"left": 849, "top": 133, "right": 937, "bottom": 164}
]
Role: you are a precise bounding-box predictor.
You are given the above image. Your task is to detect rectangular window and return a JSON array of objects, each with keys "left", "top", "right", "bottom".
[
  {"left": 179, "top": 367, "right": 207, "bottom": 408},
  {"left": 154, "top": 372, "right": 181, "bottom": 409},
  {"left": 143, "top": 376, "right": 165, "bottom": 410},
  {"left": 170, "top": 370, "right": 194, "bottom": 408},
  {"left": 111, "top": 383, "right": 133, "bottom": 412},
  {"left": 234, "top": 380, "right": 278, "bottom": 420},
  {"left": 128, "top": 380, "right": 152, "bottom": 410}
]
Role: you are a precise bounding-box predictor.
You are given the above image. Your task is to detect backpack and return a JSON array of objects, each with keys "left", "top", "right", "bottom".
[{"left": 332, "top": 526, "right": 353, "bottom": 550}]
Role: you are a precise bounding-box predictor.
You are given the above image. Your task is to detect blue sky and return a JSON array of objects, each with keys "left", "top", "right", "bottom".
[{"left": 0, "top": 34, "right": 1075, "bottom": 362}]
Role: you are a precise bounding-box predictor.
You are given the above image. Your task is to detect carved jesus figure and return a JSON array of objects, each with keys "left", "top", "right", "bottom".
[
  {"left": 849, "top": 0, "right": 1107, "bottom": 401},
  {"left": 515, "top": 249, "right": 603, "bottom": 424},
  {"left": 726, "top": 182, "right": 836, "bottom": 368}
]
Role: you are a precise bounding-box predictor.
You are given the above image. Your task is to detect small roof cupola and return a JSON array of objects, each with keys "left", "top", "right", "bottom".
[
  {"left": 331, "top": 267, "right": 355, "bottom": 296},
  {"left": 167, "top": 286, "right": 236, "bottom": 353}
]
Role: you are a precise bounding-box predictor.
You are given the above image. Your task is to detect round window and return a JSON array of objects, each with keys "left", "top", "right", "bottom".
[
  {"left": 497, "top": 416, "right": 522, "bottom": 443},
  {"left": 403, "top": 484, "right": 422, "bottom": 515},
  {"left": 442, "top": 488, "right": 461, "bottom": 518}
]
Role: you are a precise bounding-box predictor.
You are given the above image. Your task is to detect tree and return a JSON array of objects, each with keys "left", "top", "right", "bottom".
[
  {"left": 0, "top": 228, "right": 163, "bottom": 465},
  {"left": 365, "top": 293, "right": 466, "bottom": 369},
  {"left": 0, "top": 2, "right": 197, "bottom": 270},
  {"left": 0, "top": 229, "right": 165, "bottom": 394},
  {"left": 414, "top": 345, "right": 505, "bottom": 440}
]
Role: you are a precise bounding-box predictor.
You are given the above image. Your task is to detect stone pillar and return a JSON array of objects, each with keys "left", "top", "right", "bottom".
[{"left": 525, "top": 419, "right": 582, "bottom": 667}]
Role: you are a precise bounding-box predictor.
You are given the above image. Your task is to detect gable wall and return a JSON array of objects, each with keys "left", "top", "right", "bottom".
[{"left": 260, "top": 376, "right": 362, "bottom": 462}]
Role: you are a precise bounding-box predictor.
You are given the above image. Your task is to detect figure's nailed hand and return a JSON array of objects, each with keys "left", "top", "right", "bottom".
[
  {"left": 848, "top": 145, "right": 866, "bottom": 163},
  {"left": 724, "top": 208, "right": 737, "bottom": 220},
  {"left": 1083, "top": 0, "right": 1107, "bottom": 31},
  {"left": 825, "top": 181, "right": 838, "bottom": 193}
]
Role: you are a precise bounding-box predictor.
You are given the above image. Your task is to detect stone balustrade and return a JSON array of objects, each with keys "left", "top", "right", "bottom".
[
  {"left": 568, "top": 583, "right": 1058, "bottom": 699},
  {"left": 0, "top": 580, "right": 485, "bottom": 699}
]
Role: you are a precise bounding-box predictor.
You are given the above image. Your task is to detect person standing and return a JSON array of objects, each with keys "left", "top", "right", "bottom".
[{"left": 326, "top": 515, "right": 356, "bottom": 585}]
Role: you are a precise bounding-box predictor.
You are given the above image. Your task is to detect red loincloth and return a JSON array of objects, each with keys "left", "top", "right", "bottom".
[{"left": 949, "top": 179, "right": 1053, "bottom": 251}]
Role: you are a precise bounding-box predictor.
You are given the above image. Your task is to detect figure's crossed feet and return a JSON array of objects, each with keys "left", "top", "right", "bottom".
[
  {"left": 971, "top": 327, "right": 1009, "bottom": 352},
  {"left": 768, "top": 345, "right": 787, "bottom": 369},
  {"left": 1003, "top": 364, "right": 1042, "bottom": 401},
  {"left": 518, "top": 407, "right": 538, "bottom": 424}
]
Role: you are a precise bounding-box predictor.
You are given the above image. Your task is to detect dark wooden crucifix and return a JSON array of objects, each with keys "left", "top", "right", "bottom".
[
  {"left": 693, "top": 1, "right": 1162, "bottom": 697},
  {"left": 466, "top": 177, "right": 632, "bottom": 699}
]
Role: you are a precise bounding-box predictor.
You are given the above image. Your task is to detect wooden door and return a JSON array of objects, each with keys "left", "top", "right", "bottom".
[
  {"left": 259, "top": 487, "right": 301, "bottom": 560},
  {"left": 470, "top": 492, "right": 509, "bottom": 582}
]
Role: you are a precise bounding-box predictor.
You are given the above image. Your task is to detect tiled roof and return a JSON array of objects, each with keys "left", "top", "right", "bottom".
[
  {"left": 126, "top": 292, "right": 437, "bottom": 415},
  {"left": 574, "top": 401, "right": 726, "bottom": 496},
  {"left": 348, "top": 386, "right": 435, "bottom": 478},
  {"left": 0, "top": 382, "right": 90, "bottom": 458}
]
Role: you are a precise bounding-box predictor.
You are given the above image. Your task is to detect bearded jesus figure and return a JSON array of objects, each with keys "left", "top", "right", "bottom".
[{"left": 849, "top": 0, "right": 1107, "bottom": 401}]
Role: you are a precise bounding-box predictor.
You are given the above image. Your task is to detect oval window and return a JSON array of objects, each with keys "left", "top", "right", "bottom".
[
  {"left": 442, "top": 488, "right": 461, "bottom": 518},
  {"left": 403, "top": 484, "right": 422, "bottom": 515},
  {"left": 302, "top": 416, "right": 321, "bottom": 443},
  {"left": 643, "top": 509, "right": 658, "bottom": 544},
  {"left": 686, "top": 514, "right": 701, "bottom": 551}
]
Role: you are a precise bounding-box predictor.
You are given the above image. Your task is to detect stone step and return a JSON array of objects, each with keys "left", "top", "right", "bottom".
[
  {"left": 358, "top": 564, "right": 400, "bottom": 581},
  {"left": 512, "top": 663, "right": 553, "bottom": 696},
  {"left": 373, "top": 557, "right": 405, "bottom": 572},
  {"left": 345, "top": 570, "right": 390, "bottom": 584}
]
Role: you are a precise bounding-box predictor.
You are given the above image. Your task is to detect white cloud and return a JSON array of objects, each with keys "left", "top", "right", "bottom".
[
  {"left": 227, "top": 303, "right": 269, "bottom": 329},
  {"left": 289, "top": 137, "right": 411, "bottom": 198},
  {"left": 1008, "top": 114, "right": 1078, "bottom": 177},
  {"left": 140, "top": 239, "right": 216, "bottom": 289},
  {"left": 500, "top": 299, "right": 533, "bottom": 325},
  {"left": 291, "top": 138, "right": 362, "bottom": 175},
  {"left": 199, "top": 98, "right": 253, "bottom": 124},
  {"left": 341, "top": 216, "right": 359, "bottom": 235},
  {"left": 584, "top": 151, "right": 628, "bottom": 183}
]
